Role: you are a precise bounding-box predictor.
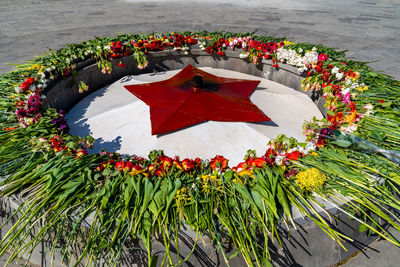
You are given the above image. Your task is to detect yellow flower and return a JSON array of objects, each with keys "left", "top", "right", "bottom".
[
  {"left": 27, "top": 64, "right": 43, "bottom": 73},
  {"left": 357, "top": 86, "right": 368, "bottom": 92},
  {"left": 346, "top": 111, "right": 358, "bottom": 123},
  {"left": 283, "top": 40, "right": 295, "bottom": 46},
  {"left": 237, "top": 169, "right": 254, "bottom": 178},
  {"left": 232, "top": 177, "right": 242, "bottom": 184},
  {"left": 201, "top": 174, "right": 222, "bottom": 193},
  {"left": 176, "top": 188, "right": 188, "bottom": 202},
  {"left": 295, "top": 168, "right": 326, "bottom": 191}
]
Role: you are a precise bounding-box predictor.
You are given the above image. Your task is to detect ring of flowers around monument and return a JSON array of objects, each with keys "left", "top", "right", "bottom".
[{"left": 0, "top": 31, "right": 399, "bottom": 266}]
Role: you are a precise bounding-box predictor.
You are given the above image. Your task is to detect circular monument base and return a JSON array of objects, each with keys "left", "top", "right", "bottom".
[{"left": 66, "top": 67, "right": 322, "bottom": 164}]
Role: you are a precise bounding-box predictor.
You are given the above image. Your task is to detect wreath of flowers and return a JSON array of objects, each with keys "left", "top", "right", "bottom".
[{"left": 0, "top": 31, "right": 399, "bottom": 266}]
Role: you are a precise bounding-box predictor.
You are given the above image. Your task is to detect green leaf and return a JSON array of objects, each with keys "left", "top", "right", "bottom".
[
  {"left": 331, "top": 139, "right": 352, "bottom": 148},
  {"left": 228, "top": 250, "right": 240, "bottom": 260},
  {"left": 370, "top": 131, "right": 386, "bottom": 142},
  {"left": 102, "top": 168, "right": 111, "bottom": 176},
  {"left": 333, "top": 129, "right": 342, "bottom": 137},
  {"left": 323, "top": 85, "right": 332, "bottom": 93},
  {"left": 276, "top": 184, "right": 291, "bottom": 218},
  {"left": 66, "top": 142, "right": 79, "bottom": 150},
  {"left": 326, "top": 109, "right": 335, "bottom": 116},
  {"left": 359, "top": 223, "right": 368, "bottom": 233}
]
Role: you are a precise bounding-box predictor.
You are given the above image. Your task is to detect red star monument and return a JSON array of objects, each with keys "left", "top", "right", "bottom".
[{"left": 124, "top": 65, "right": 271, "bottom": 135}]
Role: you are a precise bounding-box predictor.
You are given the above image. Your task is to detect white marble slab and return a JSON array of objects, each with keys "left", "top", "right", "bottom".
[{"left": 67, "top": 67, "right": 323, "bottom": 165}]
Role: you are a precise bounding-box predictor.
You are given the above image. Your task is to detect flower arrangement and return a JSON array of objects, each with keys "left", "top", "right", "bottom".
[{"left": 0, "top": 31, "right": 399, "bottom": 266}]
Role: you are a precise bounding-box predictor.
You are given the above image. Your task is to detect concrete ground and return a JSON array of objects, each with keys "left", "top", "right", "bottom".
[{"left": 0, "top": 0, "right": 399, "bottom": 266}]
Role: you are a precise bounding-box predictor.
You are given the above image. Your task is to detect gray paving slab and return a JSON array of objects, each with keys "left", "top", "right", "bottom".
[
  {"left": 340, "top": 226, "right": 400, "bottom": 267},
  {"left": 0, "top": 0, "right": 400, "bottom": 266}
]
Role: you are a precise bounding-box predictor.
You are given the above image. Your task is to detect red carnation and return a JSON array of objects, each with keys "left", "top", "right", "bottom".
[{"left": 20, "top": 77, "right": 35, "bottom": 91}]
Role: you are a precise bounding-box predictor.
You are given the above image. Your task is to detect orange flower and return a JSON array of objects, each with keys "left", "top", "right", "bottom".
[
  {"left": 286, "top": 151, "right": 301, "bottom": 161},
  {"left": 3, "top": 126, "right": 19, "bottom": 131},
  {"left": 130, "top": 165, "right": 145, "bottom": 175},
  {"left": 209, "top": 155, "right": 228, "bottom": 171},
  {"left": 181, "top": 158, "right": 198, "bottom": 171},
  {"left": 346, "top": 111, "right": 358, "bottom": 123},
  {"left": 76, "top": 148, "right": 88, "bottom": 158}
]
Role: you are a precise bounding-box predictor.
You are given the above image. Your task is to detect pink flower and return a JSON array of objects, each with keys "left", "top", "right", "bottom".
[
  {"left": 342, "top": 91, "right": 351, "bottom": 105},
  {"left": 318, "top": 54, "right": 328, "bottom": 61},
  {"left": 26, "top": 93, "right": 41, "bottom": 115}
]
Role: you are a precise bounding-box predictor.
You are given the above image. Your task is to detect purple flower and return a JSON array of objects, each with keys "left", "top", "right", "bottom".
[
  {"left": 51, "top": 109, "right": 69, "bottom": 133},
  {"left": 319, "top": 128, "right": 333, "bottom": 137}
]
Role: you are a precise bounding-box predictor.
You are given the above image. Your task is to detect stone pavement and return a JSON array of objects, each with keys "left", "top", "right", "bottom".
[
  {"left": 0, "top": 0, "right": 399, "bottom": 79},
  {"left": 0, "top": 0, "right": 399, "bottom": 266}
]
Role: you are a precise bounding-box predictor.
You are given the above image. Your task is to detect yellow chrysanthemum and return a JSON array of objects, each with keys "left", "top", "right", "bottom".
[
  {"left": 27, "top": 63, "right": 42, "bottom": 71},
  {"left": 295, "top": 168, "right": 326, "bottom": 191}
]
